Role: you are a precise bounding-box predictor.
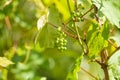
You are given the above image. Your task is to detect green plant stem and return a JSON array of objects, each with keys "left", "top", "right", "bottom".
[
  {"left": 74, "top": 23, "right": 85, "bottom": 53},
  {"left": 74, "top": 0, "right": 78, "bottom": 11},
  {"left": 67, "top": 0, "right": 72, "bottom": 14},
  {"left": 23, "top": 49, "right": 30, "bottom": 64}
]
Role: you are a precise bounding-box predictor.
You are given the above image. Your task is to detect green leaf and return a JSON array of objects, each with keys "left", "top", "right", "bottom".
[
  {"left": 54, "top": 0, "right": 72, "bottom": 21},
  {"left": 92, "top": 0, "right": 120, "bottom": 28},
  {"left": 87, "top": 22, "right": 109, "bottom": 58},
  {"left": 101, "top": 21, "right": 110, "bottom": 40},
  {"left": 86, "top": 20, "right": 98, "bottom": 42},
  {"left": 48, "top": 5, "right": 62, "bottom": 26},
  {"left": 66, "top": 55, "right": 83, "bottom": 80},
  {"left": 0, "top": 57, "right": 14, "bottom": 68},
  {"left": 37, "top": 25, "right": 57, "bottom": 48},
  {"left": 37, "top": 5, "right": 62, "bottom": 48}
]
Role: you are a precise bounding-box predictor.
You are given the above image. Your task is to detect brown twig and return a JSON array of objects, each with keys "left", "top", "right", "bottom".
[
  {"left": 81, "top": 67, "right": 98, "bottom": 80},
  {"left": 62, "top": 23, "right": 76, "bottom": 34},
  {"left": 65, "top": 5, "right": 94, "bottom": 25},
  {"left": 5, "top": 16, "right": 12, "bottom": 30},
  {"left": 47, "top": 22, "right": 77, "bottom": 39},
  {"left": 108, "top": 39, "right": 118, "bottom": 49},
  {"left": 102, "top": 64, "right": 109, "bottom": 80},
  {"left": 94, "top": 49, "right": 109, "bottom": 80}
]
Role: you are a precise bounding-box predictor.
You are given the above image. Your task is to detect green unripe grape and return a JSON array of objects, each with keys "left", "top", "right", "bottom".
[
  {"left": 62, "top": 31, "right": 64, "bottom": 34},
  {"left": 62, "top": 46, "right": 67, "bottom": 50},
  {"left": 56, "top": 38, "right": 60, "bottom": 41},
  {"left": 76, "top": 12, "right": 80, "bottom": 16},
  {"left": 58, "top": 46, "right": 61, "bottom": 50},
  {"left": 71, "top": 23, "right": 74, "bottom": 27},
  {"left": 60, "top": 38, "right": 64, "bottom": 42},
  {"left": 61, "top": 32, "right": 66, "bottom": 37},
  {"left": 63, "top": 34, "right": 66, "bottom": 37},
  {"left": 56, "top": 40, "right": 59, "bottom": 44},
  {"left": 78, "top": 17, "right": 81, "bottom": 21},
  {"left": 80, "top": 12, "right": 83, "bottom": 15},
  {"left": 63, "top": 39, "right": 67, "bottom": 43},
  {"left": 63, "top": 33, "right": 66, "bottom": 37},
  {"left": 57, "top": 27, "right": 62, "bottom": 31},
  {"left": 63, "top": 42, "right": 67, "bottom": 45},
  {"left": 74, "top": 13, "right": 77, "bottom": 17},
  {"left": 60, "top": 42, "right": 64, "bottom": 45},
  {"left": 72, "top": 11, "right": 75, "bottom": 14}
]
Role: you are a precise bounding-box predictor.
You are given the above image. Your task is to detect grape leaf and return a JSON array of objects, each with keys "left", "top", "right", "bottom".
[
  {"left": 37, "top": 5, "right": 62, "bottom": 48},
  {"left": 0, "top": 57, "right": 14, "bottom": 68},
  {"left": 66, "top": 55, "right": 83, "bottom": 80},
  {"left": 92, "top": 0, "right": 120, "bottom": 28},
  {"left": 87, "top": 21, "right": 109, "bottom": 58},
  {"left": 101, "top": 21, "right": 110, "bottom": 40}
]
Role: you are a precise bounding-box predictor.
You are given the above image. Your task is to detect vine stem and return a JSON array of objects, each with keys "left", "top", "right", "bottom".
[
  {"left": 80, "top": 67, "right": 98, "bottom": 80},
  {"left": 101, "top": 64, "right": 109, "bottom": 80},
  {"left": 94, "top": 59, "right": 109, "bottom": 80},
  {"left": 74, "top": 0, "right": 78, "bottom": 11},
  {"left": 67, "top": 0, "right": 72, "bottom": 14},
  {"left": 73, "top": 0, "right": 86, "bottom": 53},
  {"left": 47, "top": 22, "right": 77, "bottom": 39},
  {"left": 65, "top": 5, "right": 94, "bottom": 25},
  {"left": 95, "top": 48, "right": 110, "bottom": 80},
  {"left": 5, "top": 16, "right": 12, "bottom": 30},
  {"left": 74, "top": 23, "right": 86, "bottom": 53}
]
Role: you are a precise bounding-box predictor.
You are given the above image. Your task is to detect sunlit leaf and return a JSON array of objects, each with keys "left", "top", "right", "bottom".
[
  {"left": 37, "top": 12, "right": 49, "bottom": 30},
  {"left": 0, "top": 57, "right": 14, "bottom": 68},
  {"left": 92, "top": 0, "right": 120, "bottom": 28},
  {"left": 101, "top": 21, "right": 110, "bottom": 40},
  {"left": 87, "top": 21, "right": 109, "bottom": 58}
]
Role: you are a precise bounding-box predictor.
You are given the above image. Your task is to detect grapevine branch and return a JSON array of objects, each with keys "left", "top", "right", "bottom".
[
  {"left": 74, "top": 23, "right": 86, "bottom": 53},
  {"left": 64, "top": 5, "right": 94, "bottom": 25},
  {"left": 81, "top": 67, "right": 98, "bottom": 80},
  {"left": 5, "top": 16, "right": 12, "bottom": 30},
  {"left": 47, "top": 22, "right": 77, "bottom": 39},
  {"left": 108, "top": 39, "right": 118, "bottom": 49}
]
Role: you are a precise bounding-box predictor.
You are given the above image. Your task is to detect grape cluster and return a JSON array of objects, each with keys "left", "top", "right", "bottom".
[
  {"left": 72, "top": 11, "right": 84, "bottom": 22},
  {"left": 56, "top": 27, "right": 67, "bottom": 52},
  {"left": 71, "top": 4, "right": 85, "bottom": 23}
]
